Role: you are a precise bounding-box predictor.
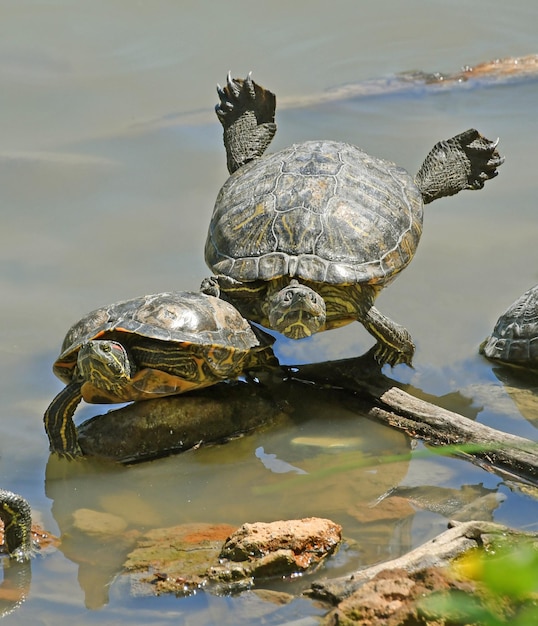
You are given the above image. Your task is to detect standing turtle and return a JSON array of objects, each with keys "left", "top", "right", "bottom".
[
  {"left": 44, "top": 291, "right": 277, "bottom": 458},
  {"left": 202, "top": 73, "right": 504, "bottom": 367},
  {"left": 480, "top": 284, "right": 538, "bottom": 368}
]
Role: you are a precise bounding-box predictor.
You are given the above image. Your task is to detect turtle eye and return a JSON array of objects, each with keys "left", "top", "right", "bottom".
[
  {"left": 284, "top": 291, "right": 293, "bottom": 302},
  {"left": 101, "top": 343, "right": 111, "bottom": 353}
]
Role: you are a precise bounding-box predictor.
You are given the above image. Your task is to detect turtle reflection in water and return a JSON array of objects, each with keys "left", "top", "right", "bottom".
[
  {"left": 203, "top": 73, "right": 504, "bottom": 367},
  {"left": 44, "top": 291, "right": 277, "bottom": 458},
  {"left": 481, "top": 284, "right": 538, "bottom": 369}
]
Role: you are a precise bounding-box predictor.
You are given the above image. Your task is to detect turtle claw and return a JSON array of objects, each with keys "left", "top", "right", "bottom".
[
  {"left": 226, "top": 71, "right": 242, "bottom": 99},
  {"left": 373, "top": 341, "right": 414, "bottom": 368},
  {"left": 216, "top": 85, "right": 233, "bottom": 109},
  {"left": 460, "top": 129, "right": 505, "bottom": 188},
  {"left": 215, "top": 71, "right": 276, "bottom": 129},
  {"left": 215, "top": 73, "right": 253, "bottom": 124},
  {"left": 243, "top": 71, "right": 255, "bottom": 96},
  {"left": 55, "top": 449, "right": 84, "bottom": 462}
]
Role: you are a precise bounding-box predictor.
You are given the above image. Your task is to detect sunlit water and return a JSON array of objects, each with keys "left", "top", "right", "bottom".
[{"left": 1, "top": 1, "right": 538, "bottom": 623}]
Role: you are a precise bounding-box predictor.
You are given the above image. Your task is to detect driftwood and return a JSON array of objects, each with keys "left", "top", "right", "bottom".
[
  {"left": 306, "top": 519, "right": 538, "bottom": 605},
  {"left": 159, "top": 54, "right": 538, "bottom": 128},
  {"left": 279, "top": 54, "right": 538, "bottom": 109},
  {"left": 289, "top": 355, "right": 538, "bottom": 485}
]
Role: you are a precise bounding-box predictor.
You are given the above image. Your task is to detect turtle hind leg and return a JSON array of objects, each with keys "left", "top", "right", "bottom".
[
  {"left": 216, "top": 72, "right": 277, "bottom": 174},
  {"left": 43, "top": 381, "right": 83, "bottom": 459},
  {"left": 415, "top": 128, "right": 504, "bottom": 204}
]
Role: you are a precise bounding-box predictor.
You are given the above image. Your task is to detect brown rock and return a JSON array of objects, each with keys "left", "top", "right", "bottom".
[
  {"left": 324, "top": 566, "right": 476, "bottom": 626},
  {"left": 124, "top": 522, "right": 238, "bottom": 596},
  {"left": 124, "top": 517, "right": 343, "bottom": 596},
  {"left": 219, "top": 517, "right": 342, "bottom": 571}
]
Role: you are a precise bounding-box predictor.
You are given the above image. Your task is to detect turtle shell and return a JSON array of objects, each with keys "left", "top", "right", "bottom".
[
  {"left": 53, "top": 291, "right": 273, "bottom": 402},
  {"left": 480, "top": 285, "right": 538, "bottom": 366},
  {"left": 205, "top": 140, "right": 424, "bottom": 286}
]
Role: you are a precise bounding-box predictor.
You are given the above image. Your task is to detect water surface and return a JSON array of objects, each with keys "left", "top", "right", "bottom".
[{"left": 1, "top": 1, "right": 538, "bottom": 623}]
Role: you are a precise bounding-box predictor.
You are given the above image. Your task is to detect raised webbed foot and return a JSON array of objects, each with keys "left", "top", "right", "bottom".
[
  {"left": 416, "top": 128, "right": 504, "bottom": 204},
  {"left": 216, "top": 72, "right": 277, "bottom": 173}
]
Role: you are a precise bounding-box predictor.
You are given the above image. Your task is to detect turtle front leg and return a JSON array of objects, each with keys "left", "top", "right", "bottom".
[
  {"left": 200, "top": 274, "right": 252, "bottom": 312},
  {"left": 201, "top": 274, "right": 258, "bottom": 301},
  {"left": 43, "top": 381, "right": 83, "bottom": 459},
  {"left": 362, "top": 306, "right": 415, "bottom": 367},
  {"left": 200, "top": 275, "right": 222, "bottom": 298},
  {"left": 216, "top": 72, "right": 277, "bottom": 174},
  {"left": 415, "top": 129, "right": 504, "bottom": 204}
]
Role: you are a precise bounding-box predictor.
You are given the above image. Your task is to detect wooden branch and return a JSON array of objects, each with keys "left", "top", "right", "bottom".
[
  {"left": 288, "top": 356, "right": 538, "bottom": 485},
  {"left": 306, "top": 520, "right": 538, "bottom": 604}
]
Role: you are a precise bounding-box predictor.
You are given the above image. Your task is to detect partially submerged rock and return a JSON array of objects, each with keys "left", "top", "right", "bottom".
[
  {"left": 124, "top": 517, "right": 342, "bottom": 596},
  {"left": 125, "top": 522, "right": 236, "bottom": 596},
  {"left": 208, "top": 518, "right": 342, "bottom": 584},
  {"left": 74, "top": 352, "right": 538, "bottom": 489},
  {"left": 162, "top": 54, "right": 538, "bottom": 128},
  {"left": 322, "top": 566, "right": 477, "bottom": 626},
  {"left": 318, "top": 521, "right": 538, "bottom": 625}
]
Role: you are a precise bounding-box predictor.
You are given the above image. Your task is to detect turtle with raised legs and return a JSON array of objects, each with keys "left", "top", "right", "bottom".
[{"left": 203, "top": 73, "right": 504, "bottom": 367}]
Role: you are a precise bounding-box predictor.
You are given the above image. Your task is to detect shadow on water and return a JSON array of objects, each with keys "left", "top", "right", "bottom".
[{"left": 489, "top": 366, "right": 538, "bottom": 430}]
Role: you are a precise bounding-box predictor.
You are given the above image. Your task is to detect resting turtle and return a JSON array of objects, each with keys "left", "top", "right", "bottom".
[
  {"left": 0, "top": 489, "right": 33, "bottom": 561},
  {"left": 480, "top": 284, "right": 538, "bottom": 368},
  {"left": 44, "top": 291, "right": 277, "bottom": 458},
  {"left": 203, "top": 73, "right": 504, "bottom": 367}
]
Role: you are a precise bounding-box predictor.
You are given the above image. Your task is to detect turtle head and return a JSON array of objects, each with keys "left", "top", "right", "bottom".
[
  {"left": 268, "top": 280, "right": 326, "bottom": 339},
  {"left": 77, "top": 340, "right": 134, "bottom": 392}
]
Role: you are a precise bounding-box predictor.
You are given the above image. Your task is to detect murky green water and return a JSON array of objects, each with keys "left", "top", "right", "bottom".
[{"left": 1, "top": 1, "right": 538, "bottom": 623}]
